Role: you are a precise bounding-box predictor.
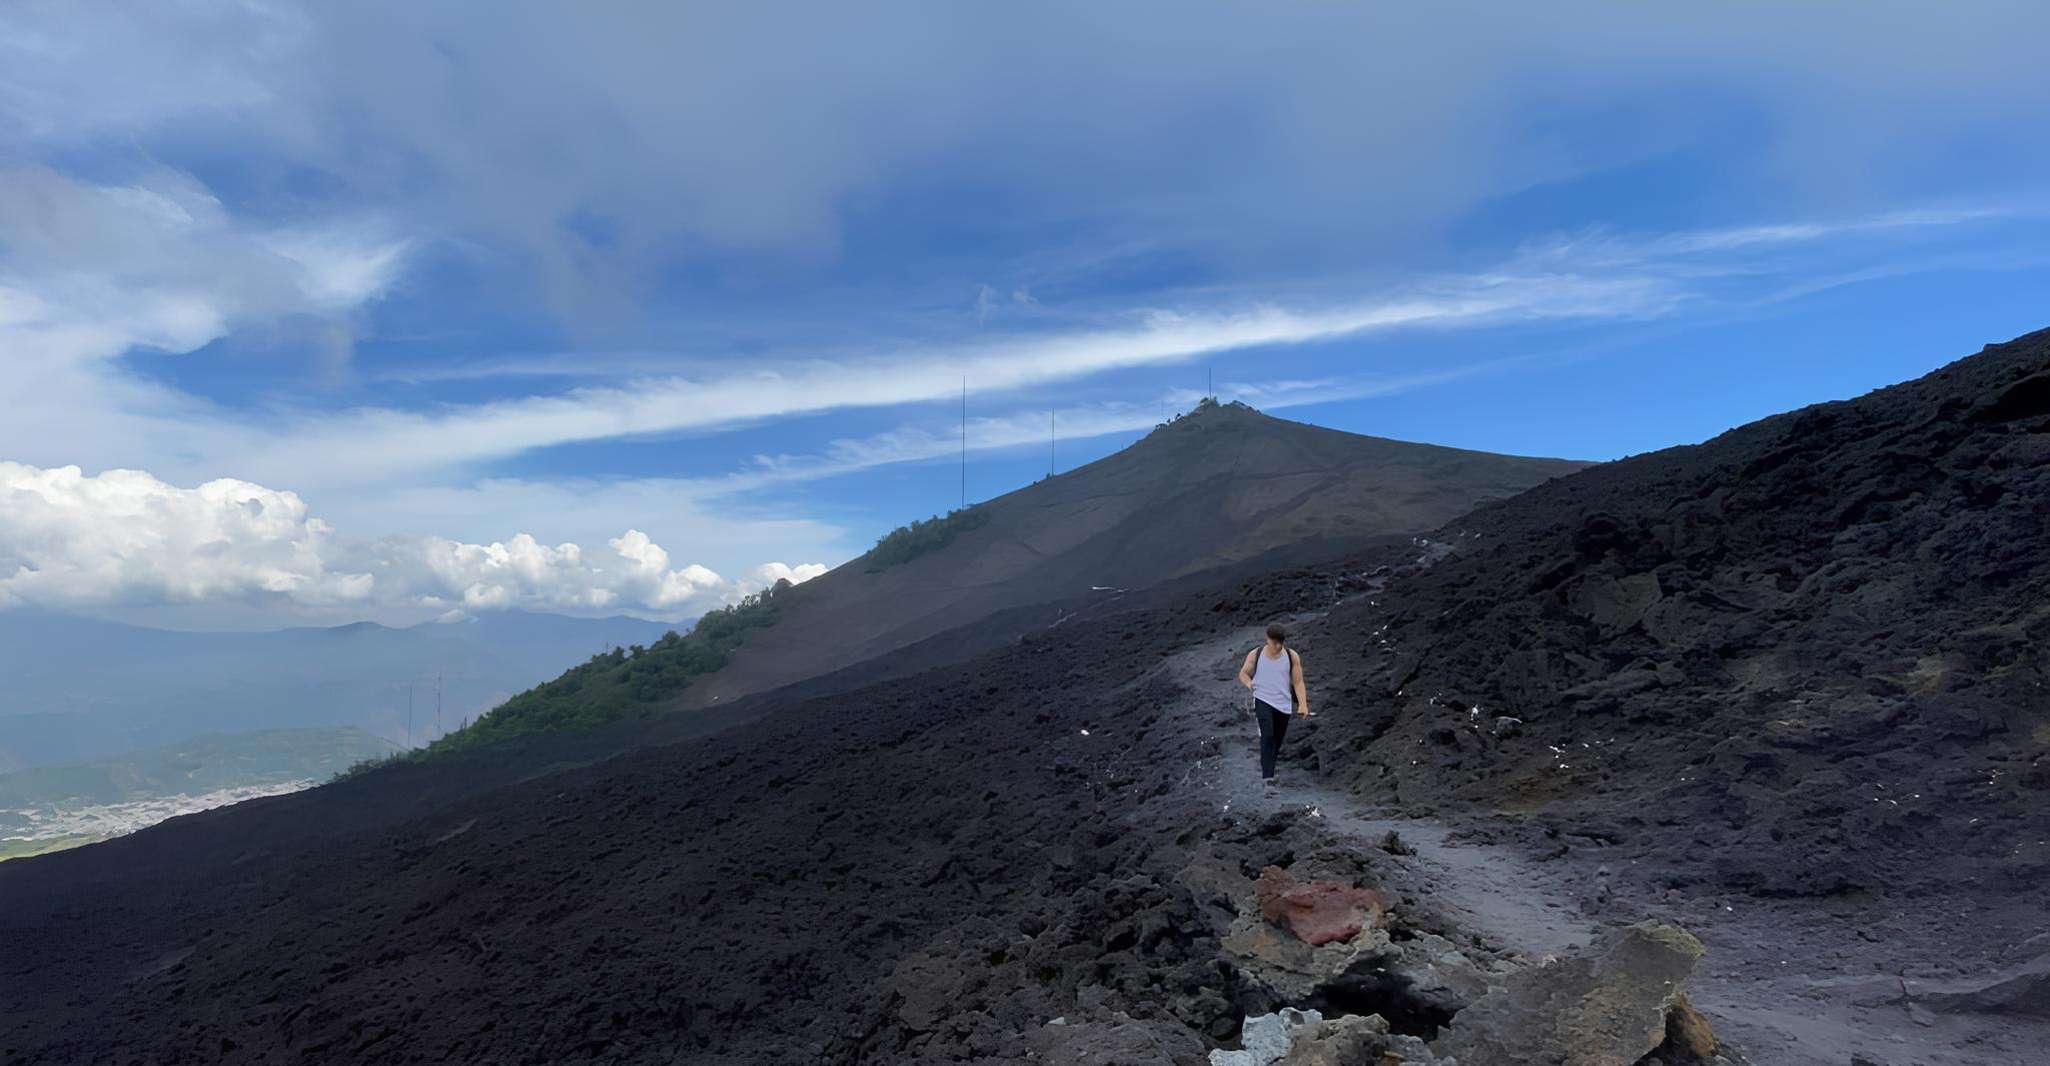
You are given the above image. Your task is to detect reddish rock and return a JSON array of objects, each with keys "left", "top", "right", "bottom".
[{"left": 1253, "top": 865, "right": 1388, "bottom": 946}]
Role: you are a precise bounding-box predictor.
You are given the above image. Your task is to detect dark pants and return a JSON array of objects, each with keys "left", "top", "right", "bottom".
[{"left": 1254, "top": 699, "right": 1292, "bottom": 780}]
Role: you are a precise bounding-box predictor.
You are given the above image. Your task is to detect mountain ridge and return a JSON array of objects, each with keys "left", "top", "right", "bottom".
[{"left": 680, "top": 400, "right": 1586, "bottom": 707}]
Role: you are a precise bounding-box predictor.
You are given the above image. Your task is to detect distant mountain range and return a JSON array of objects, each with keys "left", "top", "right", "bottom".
[{"left": 0, "top": 610, "right": 678, "bottom": 773}]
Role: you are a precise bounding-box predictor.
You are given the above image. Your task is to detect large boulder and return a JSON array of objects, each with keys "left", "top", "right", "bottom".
[
  {"left": 1283, "top": 1012, "right": 1437, "bottom": 1065},
  {"left": 1254, "top": 865, "right": 1390, "bottom": 946},
  {"left": 1381, "top": 931, "right": 1492, "bottom": 1017},
  {"left": 889, "top": 950, "right": 974, "bottom": 1032},
  {"left": 1434, "top": 922, "right": 1712, "bottom": 1066},
  {"left": 1208, "top": 1008, "right": 1323, "bottom": 1066},
  {"left": 1225, "top": 866, "right": 1398, "bottom": 1001},
  {"left": 1222, "top": 909, "right": 1396, "bottom": 1002}
]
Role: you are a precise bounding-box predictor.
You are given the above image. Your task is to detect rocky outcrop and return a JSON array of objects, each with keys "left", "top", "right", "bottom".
[
  {"left": 1254, "top": 865, "right": 1389, "bottom": 946},
  {"left": 1382, "top": 932, "right": 1492, "bottom": 1019},
  {"left": 1222, "top": 906, "right": 1396, "bottom": 1002},
  {"left": 1208, "top": 1009, "right": 1438, "bottom": 1066},
  {"left": 1217, "top": 921, "right": 1741, "bottom": 1066},
  {"left": 1314, "top": 328, "right": 2050, "bottom": 900},
  {"left": 1434, "top": 922, "right": 1715, "bottom": 1066},
  {"left": 1208, "top": 1008, "right": 1323, "bottom": 1066},
  {"left": 1282, "top": 1012, "right": 1435, "bottom": 1065}
]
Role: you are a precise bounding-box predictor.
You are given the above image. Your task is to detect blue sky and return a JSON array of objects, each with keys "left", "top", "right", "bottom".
[{"left": 2, "top": 2, "right": 2048, "bottom": 627}]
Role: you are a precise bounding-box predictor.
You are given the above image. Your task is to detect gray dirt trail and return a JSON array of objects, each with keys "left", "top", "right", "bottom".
[{"left": 1157, "top": 619, "right": 2041, "bottom": 1066}]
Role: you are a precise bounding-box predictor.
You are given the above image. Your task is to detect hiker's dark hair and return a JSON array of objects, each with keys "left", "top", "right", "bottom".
[{"left": 1266, "top": 623, "right": 1287, "bottom": 644}]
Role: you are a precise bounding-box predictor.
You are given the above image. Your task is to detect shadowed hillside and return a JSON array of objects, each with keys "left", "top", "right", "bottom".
[
  {"left": 682, "top": 400, "right": 1585, "bottom": 707},
  {"left": 1302, "top": 328, "right": 2050, "bottom": 896}
]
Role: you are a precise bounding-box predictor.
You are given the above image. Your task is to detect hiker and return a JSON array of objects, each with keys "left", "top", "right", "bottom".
[{"left": 1237, "top": 622, "right": 1310, "bottom": 793}]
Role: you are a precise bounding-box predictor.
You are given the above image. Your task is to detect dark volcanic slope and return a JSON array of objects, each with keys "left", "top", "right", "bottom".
[
  {"left": 0, "top": 564, "right": 1343, "bottom": 1065},
  {"left": 684, "top": 401, "right": 1581, "bottom": 707},
  {"left": 1305, "top": 329, "right": 2050, "bottom": 896}
]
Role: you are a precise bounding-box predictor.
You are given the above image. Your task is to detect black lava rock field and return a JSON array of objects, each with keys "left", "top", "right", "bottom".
[
  {"left": 1301, "top": 327, "right": 2050, "bottom": 900},
  {"left": 0, "top": 563, "right": 1356, "bottom": 1064}
]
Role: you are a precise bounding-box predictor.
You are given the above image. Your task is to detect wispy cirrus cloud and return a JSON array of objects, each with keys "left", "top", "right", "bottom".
[
  {"left": 0, "top": 156, "right": 2030, "bottom": 625},
  {"left": 2, "top": 187, "right": 2017, "bottom": 504},
  {"left": 704, "top": 355, "right": 1564, "bottom": 494},
  {"left": 224, "top": 270, "right": 1675, "bottom": 488}
]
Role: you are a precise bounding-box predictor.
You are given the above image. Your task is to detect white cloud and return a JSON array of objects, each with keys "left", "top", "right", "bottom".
[
  {"left": 0, "top": 162, "right": 2023, "bottom": 624},
  {"left": 22, "top": 201, "right": 2003, "bottom": 501},
  {"left": 10, "top": 1, "right": 2048, "bottom": 292},
  {"left": 755, "top": 561, "right": 828, "bottom": 585},
  {"left": 0, "top": 148, "right": 2014, "bottom": 506},
  {"left": 360, "top": 529, "right": 727, "bottom": 613},
  {"left": 156, "top": 269, "right": 1681, "bottom": 492},
  {"left": 0, "top": 165, "right": 407, "bottom": 367},
  {"left": 709, "top": 357, "right": 1552, "bottom": 492},
  {"left": 0, "top": 461, "right": 369, "bottom": 610},
  {"left": 2, "top": 2, "right": 2041, "bottom": 631},
  {"left": 0, "top": 462, "right": 789, "bottom": 618}
]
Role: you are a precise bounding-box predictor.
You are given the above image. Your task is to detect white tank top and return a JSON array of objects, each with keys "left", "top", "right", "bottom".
[{"left": 1251, "top": 646, "right": 1294, "bottom": 714}]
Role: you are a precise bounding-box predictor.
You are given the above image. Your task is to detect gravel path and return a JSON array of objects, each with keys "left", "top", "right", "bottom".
[{"left": 1161, "top": 620, "right": 2045, "bottom": 1066}]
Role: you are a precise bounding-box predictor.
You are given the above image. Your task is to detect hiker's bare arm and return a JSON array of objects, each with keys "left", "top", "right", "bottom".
[
  {"left": 1292, "top": 652, "right": 1311, "bottom": 717},
  {"left": 1237, "top": 650, "right": 1257, "bottom": 690}
]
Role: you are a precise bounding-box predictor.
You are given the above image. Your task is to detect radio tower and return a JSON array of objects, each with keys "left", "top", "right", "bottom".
[{"left": 960, "top": 376, "right": 967, "bottom": 510}]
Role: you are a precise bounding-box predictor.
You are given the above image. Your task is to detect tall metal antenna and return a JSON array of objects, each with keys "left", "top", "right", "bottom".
[
  {"left": 435, "top": 673, "right": 443, "bottom": 738},
  {"left": 406, "top": 682, "right": 414, "bottom": 748},
  {"left": 1207, "top": 365, "right": 1214, "bottom": 401},
  {"left": 960, "top": 376, "right": 967, "bottom": 510},
  {"left": 1049, "top": 409, "right": 1056, "bottom": 476}
]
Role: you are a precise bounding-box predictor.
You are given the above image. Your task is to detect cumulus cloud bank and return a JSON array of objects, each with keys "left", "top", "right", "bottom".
[{"left": 0, "top": 462, "right": 822, "bottom": 617}]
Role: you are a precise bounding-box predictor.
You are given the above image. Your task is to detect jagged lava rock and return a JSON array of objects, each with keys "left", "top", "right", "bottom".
[
  {"left": 1254, "top": 865, "right": 1389, "bottom": 946},
  {"left": 1282, "top": 1012, "right": 1437, "bottom": 1066},
  {"left": 1435, "top": 921, "right": 1709, "bottom": 1066},
  {"left": 1209, "top": 1007, "right": 1322, "bottom": 1066},
  {"left": 1311, "top": 328, "right": 2050, "bottom": 899}
]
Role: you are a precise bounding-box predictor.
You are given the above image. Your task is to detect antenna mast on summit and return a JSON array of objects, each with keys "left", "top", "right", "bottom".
[
  {"left": 960, "top": 376, "right": 967, "bottom": 510},
  {"left": 1207, "top": 365, "right": 1213, "bottom": 401},
  {"left": 1049, "top": 409, "right": 1056, "bottom": 476}
]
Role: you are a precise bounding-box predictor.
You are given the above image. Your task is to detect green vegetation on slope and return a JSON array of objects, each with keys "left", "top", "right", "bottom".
[
  {"left": 337, "top": 580, "right": 801, "bottom": 777},
  {"left": 864, "top": 506, "right": 989, "bottom": 572},
  {"left": 0, "top": 834, "right": 105, "bottom": 863}
]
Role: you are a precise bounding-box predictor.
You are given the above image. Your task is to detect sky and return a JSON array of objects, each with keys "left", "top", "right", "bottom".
[{"left": 2, "top": 2, "right": 2048, "bottom": 629}]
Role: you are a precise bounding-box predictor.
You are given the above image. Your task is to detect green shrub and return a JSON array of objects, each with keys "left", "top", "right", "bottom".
[
  {"left": 864, "top": 506, "right": 989, "bottom": 572},
  {"left": 334, "top": 579, "right": 800, "bottom": 774}
]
